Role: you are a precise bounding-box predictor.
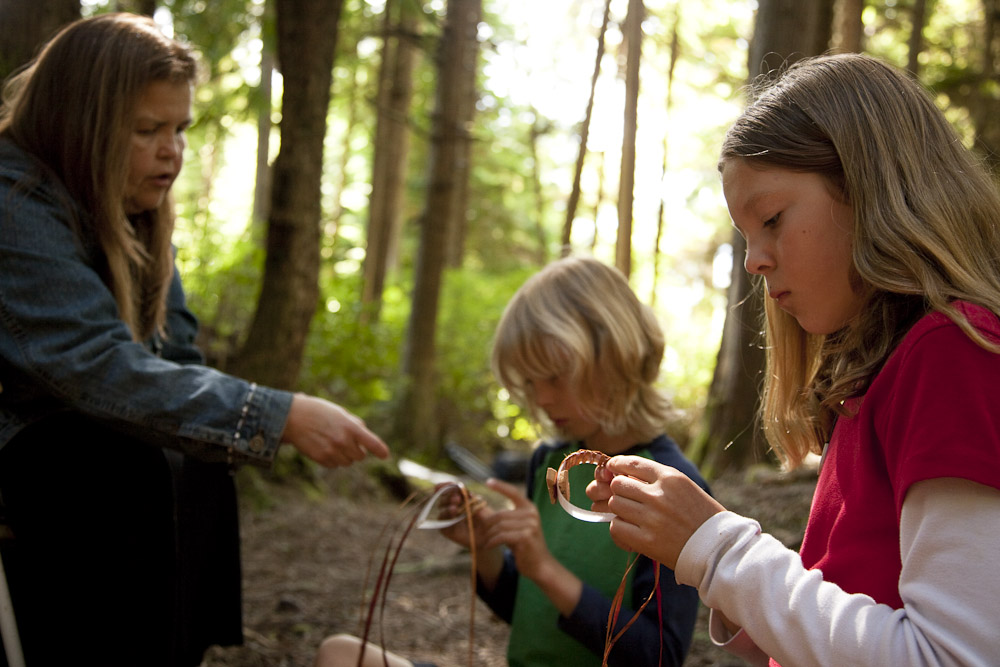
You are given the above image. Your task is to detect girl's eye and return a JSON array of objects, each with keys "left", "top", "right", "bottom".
[{"left": 763, "top": 213, "right": 780, "bottom": 227}]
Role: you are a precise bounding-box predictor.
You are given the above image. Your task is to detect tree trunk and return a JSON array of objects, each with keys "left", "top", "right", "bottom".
[
  {"left": 115, "top": 0, "right": 157, "bottom": 15},
  {"left": 651, "top": 7, "right": 680, "bottom": 308},
  {"left": 228, "top": 0, "right": 343, "bottom": 390},
  {"left": 445, "top": 0, "right": 481, "bottom": 268},
  {"left": 252, "top": 0, "right": 276, "bottom": 226},
  {"left": 749, "top": 0, "right": 834, "bottom": 75},
  {"left": 0, "top": 0, "right": 79, "bottom": 82},
  {"left": 393, "top": 0, "right": 481, "bottom": 454},
  {"left": 833, "top": 0, "right": 864, "bottom": 53},
  {"left": 361, "top": 0, "right": 422, "bottom": 322},
  {"left": 692, "top": 0, "right": 833, "bottom": 475},
  {"left": 590, "top": 151, "right": 607, "bottom": 251},
  {"left": 615, "top": 0, "right": 644, "bottom": 279},
  {"left": 528, "top": 114, "right": 550, "bottom": 266},
  {"left": 687, "top": 238, "right": 768, "bottom": 475},
  {"left": 561, "top": 0, "right": 612, "bottom": 258},
  {"left": 969, "top": 0, "right": 1000, "bottom": 171},
  {"left": 908, "top": 0, "right": 929, "bottom": 75}
]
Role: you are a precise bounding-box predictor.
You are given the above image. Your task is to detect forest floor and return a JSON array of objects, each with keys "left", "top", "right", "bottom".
[{"left": 202, "top": 458, "right": 818, "bottom": 667}]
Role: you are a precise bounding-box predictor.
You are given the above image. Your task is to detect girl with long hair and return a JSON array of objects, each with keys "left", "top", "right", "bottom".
[{"left": 588, "top": 53, "right": 1000, "bottom": 666}]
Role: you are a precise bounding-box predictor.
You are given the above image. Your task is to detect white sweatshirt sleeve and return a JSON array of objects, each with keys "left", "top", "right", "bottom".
[{"left": 675, "top": 477, "right": 1000, "bottom": 667}]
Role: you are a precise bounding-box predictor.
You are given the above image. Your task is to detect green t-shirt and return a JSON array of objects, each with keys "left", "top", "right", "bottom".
[{"left": 506, "top": 446, "right": 652, "bottom": 667}]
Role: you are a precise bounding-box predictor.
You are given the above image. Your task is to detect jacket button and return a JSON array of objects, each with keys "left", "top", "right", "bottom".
[{"left": 248, "top": 434, "right": 266, "bottom": 453}]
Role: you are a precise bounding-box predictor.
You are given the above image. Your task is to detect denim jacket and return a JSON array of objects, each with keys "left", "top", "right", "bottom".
[{"left": 0, "top": 137, "right": 291, "bottom": 465}]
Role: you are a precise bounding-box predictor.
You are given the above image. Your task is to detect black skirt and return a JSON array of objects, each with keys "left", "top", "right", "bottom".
[{"left": 0, "top": 414, "right": 243, "bottom": 666}]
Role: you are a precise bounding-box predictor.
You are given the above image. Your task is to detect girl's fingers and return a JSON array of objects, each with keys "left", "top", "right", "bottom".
[
  {"left": 593, "top": 465, "right": 615, "bottom": 483},
  {"left": 604, "top": 454, "right": 662, "bottom": 482},
  {"left": 605, "top": 491, "right": 648, "bottom": 526},
  {"left": 585, "top": 478, "right": 613, "bottom": 504},
  {"left": 606, "top": 469, "right": 657, "bottom": 507},
  {"left": 607, "top": 518, "right": 658, "bottom": 558}
]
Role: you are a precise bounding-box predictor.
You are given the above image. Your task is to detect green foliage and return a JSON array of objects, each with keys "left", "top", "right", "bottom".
[
  {"left": 292, "top": 263, "right": 536, "bottom": 466},
  {"left": 434, "top": 266, "right": 535, "bottom": 451},
  {"left": 298, "top": 271, "right": 405, "bottom": 425}
]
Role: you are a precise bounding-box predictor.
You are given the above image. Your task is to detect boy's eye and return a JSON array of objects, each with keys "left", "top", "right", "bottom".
[{"left": 763, "top": 213, "right": 780, "bottom": 227}]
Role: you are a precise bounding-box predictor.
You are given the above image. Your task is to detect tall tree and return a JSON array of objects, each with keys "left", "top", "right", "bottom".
[
  {"left": 590, "top": 151, "right": 607, "bottom": 252},
  {"left": 444, "top": 0, "right": 481, "bottom": 268},
  {"left": 394, "top": 0, "right": 482, "bottom": 453},
  {"left": 528, "top": 112, "right": 551, "bottom": 265},
  {"left": 228, "top": 0, "right": 344, "bottom": 389},
  {"left": 690, "top": 0, "right": 834, "bottom": 476},
  {"left": 908, "top": 0, "right": 929, "bottom": 75},
  {"left": 252, "top": 0, "right": 276, "bottom": 227},
  {"left": 615, "top": 0, "right": 644, "bottom": 278},
  {"left": 561, "top": 0, "right": 612, "bottom": 257},
  {"left": 833, "top": 0, "right": 864, "bottom": 53},
  {"left": 650, "top": 5, "right": 680, "bottom": 308},
  {"left": 361, "top": 0, "right": 423, "bottom": 322},
  {"left": 0, "top": 0, "right": 79, "bottom": 83},
  {"left": 974, "top": 0, "right": 1000, "bottom": 168},
  {"left": 115, "top": 0, "right": 157, "bottom": 15}
]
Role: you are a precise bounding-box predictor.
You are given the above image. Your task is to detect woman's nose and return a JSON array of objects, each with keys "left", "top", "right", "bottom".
[{"left": 158, "top": 133, "right": 183, "bottom": 159}]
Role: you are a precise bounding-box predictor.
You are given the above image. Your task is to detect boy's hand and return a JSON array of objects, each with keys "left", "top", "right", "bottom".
[
  {"left": 438, "top": 486, "right": 493, "bottom": 550},
  {"left": 482, "top": 478, "right": 556, "bottom": 582}
]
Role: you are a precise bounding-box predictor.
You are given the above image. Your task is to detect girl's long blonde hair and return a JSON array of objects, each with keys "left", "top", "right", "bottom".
[
  {"left": 0, "top": 13, "right": 197, "bottom": 340},
  {"left": 491, "top": 256, "right": 674, "bottom": 443},
  {"left": 722, "top": 53, "right": 1000, "bottom": 469}
]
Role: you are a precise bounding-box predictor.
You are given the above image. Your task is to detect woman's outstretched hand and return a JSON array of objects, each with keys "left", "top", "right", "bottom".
[
  {"left": 586, "top": 455, "right": 726, "bottom": 569},
  {"left": 281, "top": 393, "right": 390, "bottom": 467}
]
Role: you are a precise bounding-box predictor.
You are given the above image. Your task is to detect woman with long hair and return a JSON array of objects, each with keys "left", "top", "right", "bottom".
[{"left": 0, "top": 14, "right": 388, "bottom": 666}]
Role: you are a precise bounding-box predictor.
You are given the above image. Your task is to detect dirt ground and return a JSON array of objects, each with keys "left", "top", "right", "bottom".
[{"left": 202, "top": 461, "right": 818, "bottom": 667}]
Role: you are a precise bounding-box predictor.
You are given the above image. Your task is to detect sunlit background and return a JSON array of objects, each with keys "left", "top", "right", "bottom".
[
  {"left": 155, "top": 0, "right": 747, "bottom": 407},
  {"left": 71, "top": 0, "right": 996, "bottom": 449},
  {"left": 77, "top": 0, "right": 761, "bottom": 439}
]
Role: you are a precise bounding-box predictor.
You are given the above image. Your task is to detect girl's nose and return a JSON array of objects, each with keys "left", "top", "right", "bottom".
[{"left": 743, "top": 240, "right": 773, "bottom": 275}]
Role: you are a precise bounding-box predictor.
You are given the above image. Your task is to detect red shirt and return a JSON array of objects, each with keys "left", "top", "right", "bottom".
[{"left": 798, "top": 302, "right": 1000, "bottom": 609}]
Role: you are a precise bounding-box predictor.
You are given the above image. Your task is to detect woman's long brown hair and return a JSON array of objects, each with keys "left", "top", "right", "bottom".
[{"left": 0, "top": 13, "right": 197, "bottom": 340}]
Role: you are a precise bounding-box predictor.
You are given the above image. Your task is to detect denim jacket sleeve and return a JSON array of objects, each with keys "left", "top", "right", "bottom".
[{"left": 0, "top": 140, "right": 291, "bottom": 465}]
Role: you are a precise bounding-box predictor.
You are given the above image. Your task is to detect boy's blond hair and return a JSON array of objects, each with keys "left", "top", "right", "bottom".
[{"left": 492, "top": 256, "right": 673, "bottom": 442}]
